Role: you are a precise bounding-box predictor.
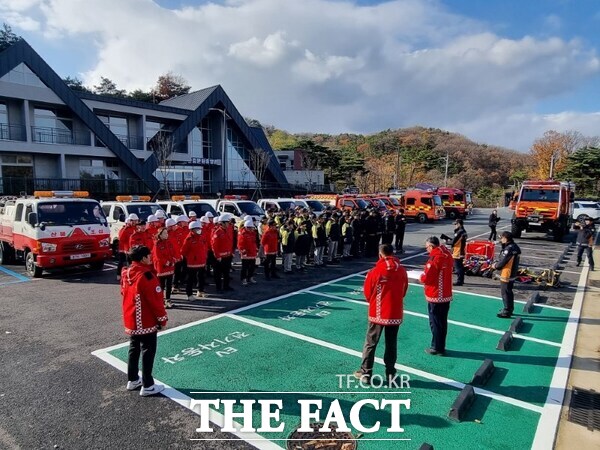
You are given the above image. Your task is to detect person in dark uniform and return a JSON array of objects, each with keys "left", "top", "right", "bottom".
[
  {"left": 381, "top": 211, "right": 395, "bottom": 245},
  {"left": 394, "top": 209, "right": 407, "bottom": 254},
  {"left": 491, "top": 231, "right": 521, "bottom": 318},
  {"left": 488, "top": 209, "right": 501, "bottom": 241},
  {"left": 420, "top": 237, "right": 453, "bottom": 355},
  {"left": 575, "top": 216, "right": 595, "bottom": 270},
  {"left": 444, "top": 219, "right": 467, "bottom": 286},
  {"left": 364, "top": 210, "right": 380, "bottom": 257}
]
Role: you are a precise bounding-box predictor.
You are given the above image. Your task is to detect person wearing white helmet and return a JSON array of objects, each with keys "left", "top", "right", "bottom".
[
  {"left": 181, "top": 221, "right": 209, "bottom": 300},
  {"left": 203, "top": 213, "right": 216, "bottom": 278},
  {"left": 146, "top": 214, "right": 160, "bottom": 237},
  {"left": 238, "top": 218, "right": 258, "bottom": 285},
  {"left": 188, "top": 211, "right": 197, "bottom": 221},
  {"left": 211, "top": 213, "right": 234, "bottom": 292},
  {"left": 155, "top": 209, "right": 167, "bottom": 226},
  {"left": 117, "top": 213, "right": 140, "bottom": 279}
]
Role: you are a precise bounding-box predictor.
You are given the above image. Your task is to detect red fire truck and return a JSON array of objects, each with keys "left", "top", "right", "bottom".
[
  {"left": 0, "top": 191, "right": 111, "bottom": 277},
  {"left": 436, "top": 187, "right": 473, "bottom": 219}
]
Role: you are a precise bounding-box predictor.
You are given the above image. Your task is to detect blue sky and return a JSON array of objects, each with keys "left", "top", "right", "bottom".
[{"left": 1, "top": 0, "right": 599, "bottom": 151}]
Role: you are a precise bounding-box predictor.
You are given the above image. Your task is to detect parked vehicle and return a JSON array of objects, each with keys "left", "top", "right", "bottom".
[
  {"left": 257, "top": 198, "right": 298, "bottom": 213},
  {"left": 157, "top": 195, "right": 217, "bottom": 219},
  {"left": 101, "top": 196, "right": 165, "bottom": 251},
  {"left": 390, "top": 190, "right": 445, "bottom": 223},
  {"left": 0, "top": 191, "right": 111, "bottom": 277},
  {"left": 203, "top": 195, "right": 265, "bottom": 221},
  {"left": 436, "top": 187, "right": 473, "bottom": 219},
  {"left": 511, "top": 180, "right": 575, "bottom": 242},
  {"left": 306, "top": 194, "right": 370, "bottom": 211},
  {"left": 572, "top": 200, "right": 600, "bottom": 223},
  {"left": 292, "top": 197, "right": 326, "bottom": 216}
]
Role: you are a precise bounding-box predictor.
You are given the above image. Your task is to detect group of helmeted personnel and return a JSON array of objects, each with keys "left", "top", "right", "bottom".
[{"left": 115, "top": 206, "right": 408, "bottom": 309}]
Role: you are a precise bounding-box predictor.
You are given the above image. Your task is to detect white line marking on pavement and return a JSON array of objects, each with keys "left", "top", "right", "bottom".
[
  {"left": 531, "top": 233, "right": 595, "bottom": 450},
  {"left": 228, "top": 314, "right": 544, "bottom": 414},
  {"left": 309, "top": 290, "right": 562, "bottom": 347}
]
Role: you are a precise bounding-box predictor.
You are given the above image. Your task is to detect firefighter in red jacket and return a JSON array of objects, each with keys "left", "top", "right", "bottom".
[
  {"left": 238, "top": 218, "right": 259, "bottom": 285},
  {"left": 261, "top": 220, "right": 280, "bottom": 279},
  {"left": 203, "top": 212, "right": 216, "bottom": 276},
  {"left": 152, "top": 227, "right": 177, "bottom": 308},
  {"left": 354, "top": 244, "right": 408, "bottom": 383},
  {"left": 181, "top": 221, "right": 209, "bottom": 300},
  {"left": 211, "top": 215, "right": 234, "bottom": 292},
  {"left": 420, "top": 236, "right": 454, "bottom": 355},
  {"left": 173, "top": 215, "right": 189, "bottom": 290},
  {"left": 129, "top": 223, "right": 153, "bottom": 251},
  {"left": 121, "top": 245, "right": 168, "bottom": 397},
  {"left": 116, "top": 213, "right": 138, "bottom": 280}
]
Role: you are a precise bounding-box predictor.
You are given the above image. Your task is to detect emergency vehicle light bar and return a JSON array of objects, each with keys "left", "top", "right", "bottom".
[
  {"left": 223, "top": 195, "right": 248, "bottom": 200},
  {"left": 34, "top": 191, "right": 89, "bottom": 198},
  {"left": 171, "top": 195, "right": 201, "bottom": 201},
  {"left": 115, "top": 195, "right": 152, "bottom": 202}
]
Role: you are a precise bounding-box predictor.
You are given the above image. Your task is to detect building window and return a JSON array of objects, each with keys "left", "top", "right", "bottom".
[
  {"left": 201, "top": 118, "right": 211, "bottom": 158},
  {"left": 80, "top": 158, "right": 119, "bottom": 180},
  {"left": 0, "top": 63, "right": 46, "bottom": 88},
  {"left": 226, "top": 127, "right": 257, "bottom": 184}
]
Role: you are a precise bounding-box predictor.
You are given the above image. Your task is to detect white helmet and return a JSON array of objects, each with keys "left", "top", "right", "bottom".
[
  {"left": 204, "top": 211, "right": 214, "bottom": 218},
  {"left": 189, "top": 211, "right": 197, "bottom": 217},
  {"left": 189, "top": 221, "right": 201, "bottom": 230},
  {"left": 244, "top": 218, "right": 254, "bottom": 228},
  {"left": 200, "top": 216, "right": 210, "bottom": 224},
  {"left": 127, "top": 213, "right": 139, "bottom": 221},
  {"left": 155, "top": 210, "right": 166, "bottom": 219},
  {"left": 146, "top": 214, "right": 158, "bottom": 223},
  {"left": 176, "top": 215, "right": 189, "bottom": 223},
  {"left": 165, "top": 218, "right": 177, "bottom": 227}
]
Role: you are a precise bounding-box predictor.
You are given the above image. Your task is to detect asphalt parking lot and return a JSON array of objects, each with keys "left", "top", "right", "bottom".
[{"left": 0, "top": 207, "right": 583, "bottom": 449}]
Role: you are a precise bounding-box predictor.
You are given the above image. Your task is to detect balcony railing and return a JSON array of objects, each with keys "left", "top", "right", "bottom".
[
  {"left": 31, "top": 126, "right": 91, "bottom": 146},
  {"left": 0, "top": 123, "right": 26, "bottom": 142},
  {"left": 114, "top": 134, "right": 145, "bottom": 150}
]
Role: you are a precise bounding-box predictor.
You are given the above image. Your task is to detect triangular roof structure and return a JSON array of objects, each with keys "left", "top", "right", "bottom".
[
  {"left": 0, "top": 39, "right": 160, "bottom": 191},
  {"left": 0, "top": 39, "right": 288, "bottom": 189}
]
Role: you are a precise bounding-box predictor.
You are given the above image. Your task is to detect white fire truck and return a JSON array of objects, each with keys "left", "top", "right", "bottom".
[{"left": 0, "top": 191, "right": 111, "bottom": 277}]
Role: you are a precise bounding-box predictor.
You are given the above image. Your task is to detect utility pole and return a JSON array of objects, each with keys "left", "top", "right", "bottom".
[
  {"left": 444, "top": 152, "right": 449, "bottom": 187},
  {"left": 395, "top": 146, "right": 401, "bottom": 189},
  {"left": 549, "top": 152, "right": 555, "bottom": 180}
]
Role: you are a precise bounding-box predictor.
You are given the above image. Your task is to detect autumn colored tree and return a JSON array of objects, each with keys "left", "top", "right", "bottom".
[
  {"left": 152, "top": 72, "right": 191, "bottom": 102},
  {"left": 529, "top": 130, "right": 588, "bottom": 180}
]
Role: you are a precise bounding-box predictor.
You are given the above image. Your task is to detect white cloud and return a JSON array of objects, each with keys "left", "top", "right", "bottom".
[{"left": 2, "top": 0, "right": 600, "bottom": 152}]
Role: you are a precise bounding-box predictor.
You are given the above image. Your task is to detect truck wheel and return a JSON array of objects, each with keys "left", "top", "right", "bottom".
[
  {"left": 89, "top": 261, "right": 105, "bottom": 271},
  {"left": 511, "top": 223, "right": 522, "bottom": 238},
  {"left": 576, "top": 214, "right": 587, "bottom": 223},
  {"left": 448, "top": 210, "right": 457, "bottom": 220},
  {"left": 417, "top": 213, "right": 427, "bottom": 224},
  {"left": 25, "top": 252, "right": 43, "bottom": 278}
]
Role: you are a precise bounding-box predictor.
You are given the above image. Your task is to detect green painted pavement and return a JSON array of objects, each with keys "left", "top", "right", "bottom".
[
  {"left": 239, "top": 292, "right": 559, "bottom": 406},
  {"left": 109, "top": 315, "right": 538, "bottom": 449},
  {"left": 310, "top": 275, "right": 570, "bottom": 344}
]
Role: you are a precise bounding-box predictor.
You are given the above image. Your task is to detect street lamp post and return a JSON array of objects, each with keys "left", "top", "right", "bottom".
[{"left": 443, "top": 152, "right": 449, "bottom": 187}]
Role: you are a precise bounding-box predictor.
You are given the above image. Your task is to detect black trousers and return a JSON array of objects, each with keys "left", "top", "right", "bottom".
[
  {"left": 159, "top": 275, "right": 173, "bottom": 299},
  {"left": 489, "top": 225, "right": 497, "bottom": 241},
  {"left": 127, "top": 332, "right": 157, "bottom": 388},
  {"left": 395, "top": 231, "right": 405, "bottom": 252},
  {"left": 174, "top": 259, "right": 186, "bottom": 287},
  {"left": 454, "top": 258, "right": 465, "bottom": 284},
  {"left": 241, "top": 259, "right": 256, "bottom": 281},
  {"left": 263, "top": 254, "right": 277, "bottom": 278},
  {"left": 186, "top": 267, "right": 205, "bottom": 296},
  {"left": 360, "top": 322, "right": 400, "bottom": 376},
  {"left": 428, "top": 302, "right": 450, "bottom": 353},
  {"left": 577, "top": 245, "right": 595, "bottom": 269},
  {"left": 117, "top": 251, "right": 127, "bottom": 274},
  {"left": 500, "top": 280, "right": 515, "bottom": 313},
  {"left": 381, "top": 232, "right": 394, "bottom": 245},
  {"left": 214, "top": 256, "right": 232, "bottom": 289}
]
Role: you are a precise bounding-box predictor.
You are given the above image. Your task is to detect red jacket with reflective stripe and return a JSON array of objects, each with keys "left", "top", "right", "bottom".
[
  {"left": 121, "top": 262, "right": 168, "bottom": 335},
  {"left": 363, "top": 256, "right": 408, "bottom": 325},
  {"left": 261, "top": 228, "right": 279, "bottom": 255},
  {"left": 118, "top": 224, "right": 136, "bottom": 252},
  {"left": 211, "top": 225, "right": 232, "bottom": 258},
  {"left": 129, "top": 229, "right": 153, "bottom": 251},
  {"left": 152, "top": 238, "right": 177, "bottom": 276},
  {"left": 420, "top": 246, "right": 454, "bottom": 303},
  {"left": 238, "top": 227, "right": 258, "bottom": 259},
  {"left": 181, "top": 231, "right": 208, "bottom": 268}
]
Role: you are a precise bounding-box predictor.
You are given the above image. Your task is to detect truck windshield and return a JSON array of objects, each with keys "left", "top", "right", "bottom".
[
  {"left": 37, "top": 201, "right": 107, "bottom": 226},
  {"left": 128, "top": 204, "right": 162, "bottom": 222},
  {"left": 355, "top": 199, "right": 370, "bottom": 209},
  {"left": 521, "top": 189, "right": 560, "bottom": 202},
  {"left": 238, "top": 202, "right": 265, "bottom": 216},
  {"left": 454, "top": 193, "right": 464, "bottom": 202},
  {"left": 184, "top": 203, "right": 217, "bottom": 217},
  {"left": 388, "top": 197, "right": 400, "bottom": 206},
  {"left": 305, "top": 200, "right": 325, "bottom": 211},
  {"left": 278, "top": 201, "right": 296, "bottom": 211},
  {"left": 433, "top": 195, "right": 442, "bottom": 206}
]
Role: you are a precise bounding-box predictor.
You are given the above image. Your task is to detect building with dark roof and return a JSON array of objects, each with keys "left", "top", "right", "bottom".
[{"left": 0, "top": 39, "right": 288, "bottom": 197}]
